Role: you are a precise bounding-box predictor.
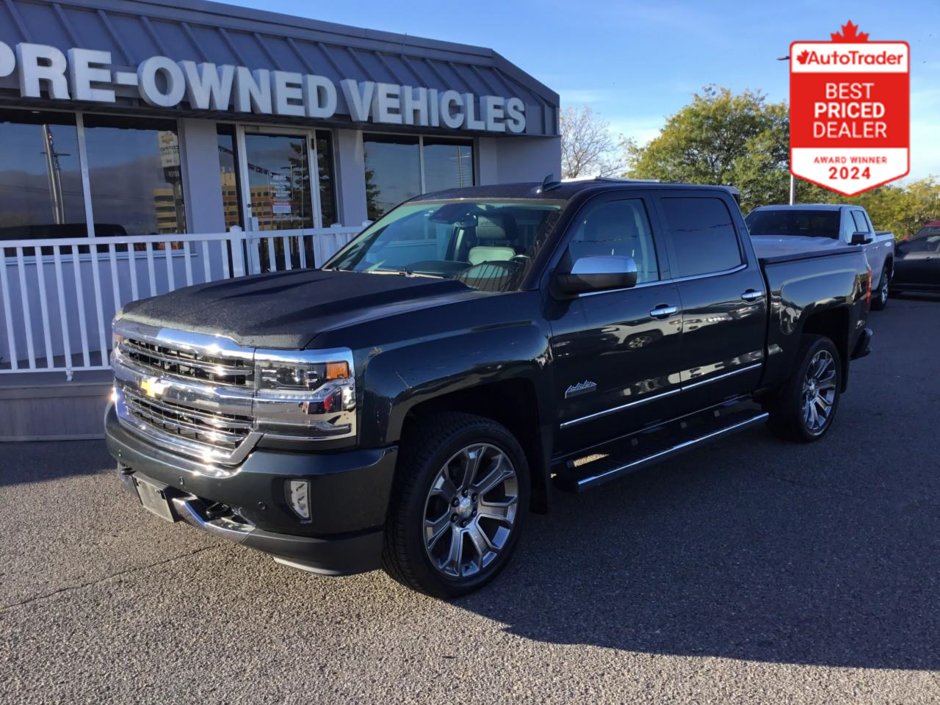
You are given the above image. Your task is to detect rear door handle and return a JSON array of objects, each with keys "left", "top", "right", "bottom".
[
  {"left": 649, "top": 304, "right": 679, "bottom": 319},
  {"left": 741, "top": 289, "right": 764, "bottom": 302}
]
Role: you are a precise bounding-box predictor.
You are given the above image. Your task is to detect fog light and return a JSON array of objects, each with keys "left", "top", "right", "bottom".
[{"left": 287, "top": 480, "right": 311, "bottom": 520}]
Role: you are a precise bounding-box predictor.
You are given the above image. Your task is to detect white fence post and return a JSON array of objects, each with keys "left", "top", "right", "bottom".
[
  {"left": 228, "top": 226, "right": 248, "bottom": 277},
  {"left": 0, "top": 225, "right": 362, "bottom": 378}
]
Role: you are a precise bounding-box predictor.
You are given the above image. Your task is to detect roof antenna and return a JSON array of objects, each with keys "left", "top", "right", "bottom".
[{"left": 536, "top": 173, "right": 560, "bottom": 194}]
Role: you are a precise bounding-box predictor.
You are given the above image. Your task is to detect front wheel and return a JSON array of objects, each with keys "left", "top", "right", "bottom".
[
  {"left": 767, "top": 335, "right": 842, "bottom": 442},
  {"left": 382, "top": 413, "right": 529, "bottom": 598},
  {"left": 871, "top": 265, "right": 889, "bottom": 310}
]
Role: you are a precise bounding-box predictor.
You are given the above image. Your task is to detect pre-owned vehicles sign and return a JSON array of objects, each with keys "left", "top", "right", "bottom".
[{"left": 790, "top": 22, "right": 909, "bottom": 196}]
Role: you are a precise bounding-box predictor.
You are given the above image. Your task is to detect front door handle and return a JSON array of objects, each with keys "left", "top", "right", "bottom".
[
  {"left": 741, "top": 289, "right": 764, "bottom": 302},
  {"left": 649, "top": 304, "right": 679, "bottom": 319}
]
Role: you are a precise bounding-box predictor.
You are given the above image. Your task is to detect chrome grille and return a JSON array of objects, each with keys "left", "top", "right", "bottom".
[
  {"left": 119, "top": 337, "right": 253, "bottom": 386},
  {"left": 119, "top": 382, "right": 252, "bottom": 450}
]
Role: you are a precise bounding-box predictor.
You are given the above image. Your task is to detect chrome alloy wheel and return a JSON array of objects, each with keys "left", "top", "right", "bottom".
[
  {"left": 422, "top": 443, "right": 519, "bottom": 578},
  {"left": 801, "top": 349, "right": 838, "bottom": 434},
  {"left": 878, "top": 275, "right": 889, "bottom": 306}
]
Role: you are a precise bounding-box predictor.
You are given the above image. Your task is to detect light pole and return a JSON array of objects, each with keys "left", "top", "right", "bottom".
[{"left": 778, "top": 55, "right": 796, "bottom": 205}]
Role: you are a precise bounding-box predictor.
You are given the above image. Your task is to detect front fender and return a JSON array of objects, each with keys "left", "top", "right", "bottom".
[{"left": 357, "top": 322, "right": 553, "bottom": 448}]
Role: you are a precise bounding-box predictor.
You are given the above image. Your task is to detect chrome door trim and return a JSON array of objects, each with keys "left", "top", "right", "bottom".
[
  {"left": 559, "top": 387, "right": 681, "bottom": 429},
  {"left": 575, "top": 263, "right": 749, "bottom": 299},
  {"left": 682, "top": 363, "right": 763, "bottom": 391},
  {"left": 559, "top": 362, "right": 764, "bottom": 429}
]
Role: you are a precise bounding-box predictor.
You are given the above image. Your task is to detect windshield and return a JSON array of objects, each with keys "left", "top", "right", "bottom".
[
  {"left": 746, "top": 209, "right": 841, "bottom": 239},
  {"left": 325, "top": 198, "right": 565, "bottom": 292}
]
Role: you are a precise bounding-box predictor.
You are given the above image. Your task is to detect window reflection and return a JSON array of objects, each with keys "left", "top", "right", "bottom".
[
  {"left": 0, "top": 110, "right": 85, "bottom": 240},
  {"left": 243, "top": 133, "right": 313, "bottom": 231},
  {"left": 363, "top": 135, "right": 420, "bottom": 220},
  {"left": 83, "top": 114, "right": 186, "bottom": 235},
  {"left": 217, "top": 125, "right": 243, "bottom": 230},
  {"left": 316, "top": 130, "right": 338, "bottom": 227},
  {"left": 363, "top": 135, "right": 475, "bottom": 220},
  {"left": 423, "top": 139, "right": 474, "bottom": 193}
]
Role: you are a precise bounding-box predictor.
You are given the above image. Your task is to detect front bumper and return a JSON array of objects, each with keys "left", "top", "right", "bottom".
[{"left": 106, "top": 403, "right": 397, "bottom": 575}]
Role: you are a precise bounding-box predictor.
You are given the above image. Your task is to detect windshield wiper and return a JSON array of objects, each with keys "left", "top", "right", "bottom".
[{"left": 363, "top": 268, "right": 444, "bottom": 279}]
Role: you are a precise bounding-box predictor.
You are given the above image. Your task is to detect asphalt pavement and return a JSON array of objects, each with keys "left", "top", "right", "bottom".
[{"left": 1, "top": 295, "right": 939, "bottom": 704}]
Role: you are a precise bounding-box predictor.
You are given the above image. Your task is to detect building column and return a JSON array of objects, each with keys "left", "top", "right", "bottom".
[
  {"left": 476, "top": 137, "right": 499, "bottom": 185},
  {"left": 179, "top": 118, "right": 225, "bottom": 233},
  {"left": 333, "top": 128, "right": 368, "bottom": 226}
]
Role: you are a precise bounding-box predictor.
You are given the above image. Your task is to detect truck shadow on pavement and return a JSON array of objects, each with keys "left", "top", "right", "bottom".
[{"left": 457, "top": 425, "right": 940, "bottom": 670}]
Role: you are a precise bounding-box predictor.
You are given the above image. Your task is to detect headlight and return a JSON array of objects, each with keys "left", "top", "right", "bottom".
[
  {"left": 253, "top": 349, "right": 356, "bottom": 440},
  {"left": 257, "top": 360, "right": 349, "bottom": 392}
]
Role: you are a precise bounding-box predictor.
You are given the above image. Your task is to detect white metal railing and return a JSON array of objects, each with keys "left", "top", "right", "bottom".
[{"left": 0, "top": 224, "right": 361, "bottom": 379}]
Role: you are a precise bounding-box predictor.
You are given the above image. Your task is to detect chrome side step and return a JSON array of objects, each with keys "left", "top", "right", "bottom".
[{"left": 555, "top": 408, "right": 769, "bottom": 492}]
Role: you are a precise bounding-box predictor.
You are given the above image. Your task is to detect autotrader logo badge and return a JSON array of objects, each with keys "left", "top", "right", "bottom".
[{"left": 789, "top": 21, "right": 910, "bottom": 196}]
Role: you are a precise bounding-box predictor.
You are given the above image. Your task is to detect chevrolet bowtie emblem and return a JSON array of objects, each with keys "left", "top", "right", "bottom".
[{"left": 140, "top": 377, "right": 170, "bottom": 399}]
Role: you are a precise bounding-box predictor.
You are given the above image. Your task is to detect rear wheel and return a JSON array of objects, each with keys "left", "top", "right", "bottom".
[
  {"left": 382, "top": 413, "right": 529, "bottom": 598},
  {"left": 767, "top": 335, "right": 842, "bottom": 442},
  {"left": 871, "top": 265, "right": 889, "bottom": 310}
]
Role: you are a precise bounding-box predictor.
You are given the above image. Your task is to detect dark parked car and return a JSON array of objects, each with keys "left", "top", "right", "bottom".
[
  {"left": 106, "top": 180, "right": 873, "bottom": 597},
  {"left": 892, "top": 223, "right": 940, "bottom": 294}
]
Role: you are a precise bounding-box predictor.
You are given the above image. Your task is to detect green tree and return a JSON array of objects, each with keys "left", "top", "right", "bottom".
[
  {"left": 626, "top": 86, "right": 790, "bottom": 211},
  {"left": 626, "top": 85, "right": 940, "bottom": 234}
]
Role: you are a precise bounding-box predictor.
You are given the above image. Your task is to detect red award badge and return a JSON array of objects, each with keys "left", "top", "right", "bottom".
[{"left": 790, "top": 22, "right": 910, "bottom": 196}]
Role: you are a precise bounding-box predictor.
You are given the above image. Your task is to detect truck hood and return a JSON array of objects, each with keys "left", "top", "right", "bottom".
[
  {"left": 750, "top": 234, "right": 846, "bottom": 258},
  {"left": 121, "top": 269, "right": 487, "bottom": 349}
]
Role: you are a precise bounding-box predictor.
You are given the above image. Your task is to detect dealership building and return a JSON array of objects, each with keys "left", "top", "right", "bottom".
[
  {"left": 0, "top": 0, "right": 560, "bottom": 439},
  {"left": 0, "top": 0, "right": 560, "bottom": 237}
]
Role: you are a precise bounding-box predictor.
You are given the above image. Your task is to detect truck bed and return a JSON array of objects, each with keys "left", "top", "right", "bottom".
[{"left": 751, "top": 235, "right": 861, "bottom": 264}]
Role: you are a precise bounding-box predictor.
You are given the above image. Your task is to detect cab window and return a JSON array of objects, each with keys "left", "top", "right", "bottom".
[
  {"left": 660, "top": 197, "right": 742, "bottom": 278},
  {"left": 566, "top": 199, "right": 660, "bottom": 284}
]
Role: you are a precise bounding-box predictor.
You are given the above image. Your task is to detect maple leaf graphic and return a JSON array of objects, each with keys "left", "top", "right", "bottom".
[
  {"left": 796, "top": 50, "right": 810, "bottom": 64},
  {"left": 831, "top": 20, "right": 870, "bottom": 42}
]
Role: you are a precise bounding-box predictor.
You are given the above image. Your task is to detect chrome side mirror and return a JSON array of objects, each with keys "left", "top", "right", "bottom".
[{"left": 554, "top": 255, "right": 638, "bottom": 296}]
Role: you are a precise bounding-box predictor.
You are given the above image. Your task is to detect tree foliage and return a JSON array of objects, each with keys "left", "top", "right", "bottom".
[
  {"left": 626, "top": 86, "right": 789, "bottom": 211},
  {"left": 626, "top": 85, "right": 940, "bottom": 235},
  {"left": 803, "top": 178, "right": 940, "bottom": 239},
  {"left": 560, "top": 106, "right": 621, "bottom": 179}
]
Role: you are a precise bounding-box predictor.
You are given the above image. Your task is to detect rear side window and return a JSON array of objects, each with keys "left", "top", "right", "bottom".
[
  {"left": 851, "top": 210, "right": 871, "bottom": 233},
  {"left": 660, "top": 197, "right": 742, "bottom": 277}
]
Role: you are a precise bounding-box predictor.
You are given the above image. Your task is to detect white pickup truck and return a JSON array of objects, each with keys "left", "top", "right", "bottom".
[{"left": 745, "top": 204, "right": 895, "bottom": 310}]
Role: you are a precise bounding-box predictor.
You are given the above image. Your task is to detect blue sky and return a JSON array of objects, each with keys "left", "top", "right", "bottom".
[{"left": 229, "top": 0, "right": 940, "bottom": 179}]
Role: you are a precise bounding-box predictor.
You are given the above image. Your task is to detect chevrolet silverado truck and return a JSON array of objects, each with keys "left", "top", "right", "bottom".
[
  {"left": 106, "top": 180, "right": 873, "bottom": 597},
  {"left": 745, "top": 203, "right": 895, "bottom": 310}
]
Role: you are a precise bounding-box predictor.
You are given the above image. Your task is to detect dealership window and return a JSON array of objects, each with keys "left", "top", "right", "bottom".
[
  {"left": 423, "top": 138, "right": 474, "bottom": 193},
  {"left": 363, "top": 135, "right": 474, "bottom": 220},
  {"left": 0, "top": 110, "right": 85, "bottom": 239},
  {"left": 82, "top": 114, "right": 186, "bottom": 236},
  {"left": 218, "top": 126, "right": 338, "bottom": 231},
  {"left": 217, "top": 124, "right": 243, "bottom": 230},
  {"left": 316, "top": 131, "right": 338, "bottom": 227}
]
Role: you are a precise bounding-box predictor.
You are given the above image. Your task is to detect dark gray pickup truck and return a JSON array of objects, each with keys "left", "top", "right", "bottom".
[{"left": 106, "top": 180, "right": 873, "bottom": 597}]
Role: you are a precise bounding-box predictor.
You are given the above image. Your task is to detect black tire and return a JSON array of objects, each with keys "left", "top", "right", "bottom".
[
  {"left": 871, "top": 265, "right": 889, "bottom": 310},
  {"left": 382, "top": 412, "right": 530, "bottom": 598},
  {"left": 766, "top": 335, "right": 842, "bottom": 442}
]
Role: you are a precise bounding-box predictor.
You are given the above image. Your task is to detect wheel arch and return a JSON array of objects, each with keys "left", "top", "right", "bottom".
[
  {"left": 800, "top": 306, "right": 850, "bottom": 391},
  {"left": 399, "top": 379, "right": 551, "bottom": 513}
]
